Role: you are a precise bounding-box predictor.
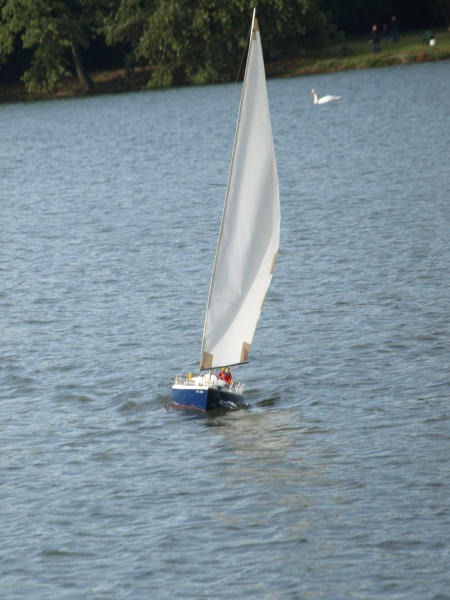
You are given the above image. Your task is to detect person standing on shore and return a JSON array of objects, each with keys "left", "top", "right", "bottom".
[
  {"left": 369, "top": 24, "right": 381, "bottom": 53},
  {"left": 391, "top": 16, "right": 399, "bottom": 42}
]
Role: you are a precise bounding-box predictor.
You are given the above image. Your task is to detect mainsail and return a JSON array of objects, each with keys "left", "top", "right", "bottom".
[{"left": 200, "top": 12, "right": 280, "bottom": 370}]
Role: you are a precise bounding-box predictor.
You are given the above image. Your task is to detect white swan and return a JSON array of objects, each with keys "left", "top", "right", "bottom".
[{"left": 311, "top": 89, "right": 341, "bottom": 104}]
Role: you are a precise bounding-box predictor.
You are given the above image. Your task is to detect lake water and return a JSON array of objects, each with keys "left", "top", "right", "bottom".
[{"left": 1, "top": 60, "right": 449, "bottom": 599}]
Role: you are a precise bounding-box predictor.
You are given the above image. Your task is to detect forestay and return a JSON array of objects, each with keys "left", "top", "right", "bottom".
[{"left": 200, "top": 13, "right": 280, "bottom": 370}]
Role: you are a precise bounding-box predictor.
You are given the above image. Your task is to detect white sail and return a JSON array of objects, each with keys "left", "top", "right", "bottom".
[{"left": 200, "top": 12, "right": 280, "bottom": 370}]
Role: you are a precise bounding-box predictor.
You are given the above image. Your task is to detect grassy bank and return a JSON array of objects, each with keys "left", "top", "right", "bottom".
[
  {"left": 266, "top": 28, "right": 450, "bottom": 78},
  {"left": 1, "top": 28, "right": 449, "bottom": 103}
]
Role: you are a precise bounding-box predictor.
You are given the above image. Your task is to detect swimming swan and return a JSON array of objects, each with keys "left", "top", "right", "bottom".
[{"left": 311, "top": 89, "right": 341, "bottom": 104}]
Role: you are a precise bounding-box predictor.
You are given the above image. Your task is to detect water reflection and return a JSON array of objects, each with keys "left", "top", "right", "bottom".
[
  {"left": 211, "top": 408, "right": 327, "bottom": 494},
  {"left": 194, "top": 407, "right": 329, "bottom": 560},
  {"left": 209, "top": 408, "right": 300, "bottom": 456}
]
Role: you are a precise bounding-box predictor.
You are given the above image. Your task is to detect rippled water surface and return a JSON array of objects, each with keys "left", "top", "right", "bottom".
[{"left": 1, "top": 60, "right": 449, "bottom": 599}]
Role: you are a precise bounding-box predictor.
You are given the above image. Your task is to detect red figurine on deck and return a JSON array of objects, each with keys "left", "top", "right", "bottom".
[{"left": 218, "top": 367, "right": 232, "bottom": 386}]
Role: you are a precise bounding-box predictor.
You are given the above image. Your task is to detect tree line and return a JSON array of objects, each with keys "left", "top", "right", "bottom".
[{"left": 0, "top": 0, "right": 448, "bottom": 93}]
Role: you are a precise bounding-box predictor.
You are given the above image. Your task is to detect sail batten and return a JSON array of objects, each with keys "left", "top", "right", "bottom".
[{"left": 199, "top": 10, "right": 280, "bottom": 371}]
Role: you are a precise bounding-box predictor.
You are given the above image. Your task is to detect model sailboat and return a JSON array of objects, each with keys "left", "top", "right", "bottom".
[{"left": 171, "top": 10, "right": 280, "bottom": 411}]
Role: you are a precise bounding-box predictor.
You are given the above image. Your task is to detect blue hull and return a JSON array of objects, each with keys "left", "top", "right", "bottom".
[{"left": 171, "top": 384, "right": 245, "bottom": 412}]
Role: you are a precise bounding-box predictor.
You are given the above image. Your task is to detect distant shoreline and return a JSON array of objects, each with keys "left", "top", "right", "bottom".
[{"left": 1, "top": 28, "right": 449, "bottom": 104}]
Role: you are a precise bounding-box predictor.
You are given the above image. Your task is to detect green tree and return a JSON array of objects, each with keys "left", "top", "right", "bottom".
[
  {"left": 0, "top": 0, "right": 337, "bottom": 94},
  {"left": 104, "top": 0, "right": 335, "bottom": 88},
  {"left": 0, "top": 0, "right": 108, "bottom": 93}
]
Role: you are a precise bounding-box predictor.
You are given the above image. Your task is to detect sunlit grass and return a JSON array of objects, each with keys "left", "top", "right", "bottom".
[{"left": 269, "top": 28, "right": 450, "bottom": 78}]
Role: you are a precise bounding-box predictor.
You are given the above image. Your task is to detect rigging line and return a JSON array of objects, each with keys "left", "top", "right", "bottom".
[{"left": 235, "top": 17, "right": 252, "bottom": 85}]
